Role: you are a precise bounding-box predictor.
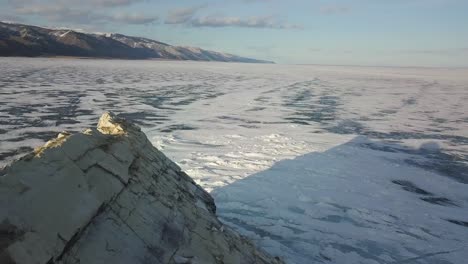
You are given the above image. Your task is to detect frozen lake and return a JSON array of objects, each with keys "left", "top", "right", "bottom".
[{"left": 1, "top": 57, "right": 468, "bottom": 263}]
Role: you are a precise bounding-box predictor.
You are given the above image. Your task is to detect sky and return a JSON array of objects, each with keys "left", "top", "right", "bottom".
[{"left": 1, "top": 0, "right": 467, "bottom": 67}]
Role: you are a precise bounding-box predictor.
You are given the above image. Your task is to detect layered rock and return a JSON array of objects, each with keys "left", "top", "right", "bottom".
[{"left": 0, "top": 112, "right": 283, "bottom": 264}]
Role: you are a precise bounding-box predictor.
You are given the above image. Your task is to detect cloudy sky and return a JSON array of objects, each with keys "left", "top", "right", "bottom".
[{"left": 1, "top": 0, "right": 467, "bottom": 66}]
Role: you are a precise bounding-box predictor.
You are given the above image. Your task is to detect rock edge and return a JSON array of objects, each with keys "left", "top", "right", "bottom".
[{"left": 0, "top": 112, "right": 284, "bottom": 264}]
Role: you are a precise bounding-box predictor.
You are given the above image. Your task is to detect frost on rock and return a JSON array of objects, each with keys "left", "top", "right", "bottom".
[{"left": 0, "top": 112, "right": 283, "bottom": 264}]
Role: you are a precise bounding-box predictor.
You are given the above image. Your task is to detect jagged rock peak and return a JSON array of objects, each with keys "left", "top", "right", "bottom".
[
  {"left": 0, "top": 112, "right": 284, "bottom": 264},
  {"left": 97, "top": 112, "right": 134, "bottom": 135}
]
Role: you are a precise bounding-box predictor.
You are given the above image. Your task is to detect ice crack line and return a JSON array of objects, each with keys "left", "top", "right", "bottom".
[{"left": 387, "top": 244, "right": 468, "bottom": 264}]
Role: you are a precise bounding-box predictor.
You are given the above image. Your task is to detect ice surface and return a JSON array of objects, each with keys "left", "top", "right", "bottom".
[{"left": 0, "top": 57, "right": 467, "bottom": 263}]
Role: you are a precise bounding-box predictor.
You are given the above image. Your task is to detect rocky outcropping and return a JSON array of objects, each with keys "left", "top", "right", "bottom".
[{"left": 0, "top": 113, "right": 283, "bottom": 264}]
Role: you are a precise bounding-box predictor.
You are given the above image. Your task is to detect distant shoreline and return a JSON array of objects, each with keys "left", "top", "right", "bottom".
[
  {"left": 0, "top": 21, "right": 274, "bottom": 64},
  {"left": 0, "top": 55, "right": 276, "bottom": 64}
]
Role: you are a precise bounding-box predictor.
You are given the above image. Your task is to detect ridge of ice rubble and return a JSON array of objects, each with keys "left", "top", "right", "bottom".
[{"left": 0, "top": 112, "right": 284, "bottom": 264}]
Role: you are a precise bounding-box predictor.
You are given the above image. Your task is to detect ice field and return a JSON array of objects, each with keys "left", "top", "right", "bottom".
[{"left": 1, "top": 58, "right": 467, "bottom": 263}]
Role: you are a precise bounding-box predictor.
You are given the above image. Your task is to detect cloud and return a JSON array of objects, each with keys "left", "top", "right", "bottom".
[
  {"left": 320, "top": 5, "right": 350, "bottom": 15},
  {"left": 165, "top": 11, "right": 300, "bottom": 30},
  {"left": 89, "top": 0, "right": 144, "bottom": 7},
  {"left": 110, "top": 13, "right": 158, "bottom": 24},
  {"left": 191, "top": 15, "right": 300, "bottom": 29},
  {"left": 165, "top": 6, "right": 203, "bottom": 24},
  {"left": 15, "top": 4, "right": 70, "bottom": 16},
  {"left": 9, "top": 0, "right": 144, "bottom": 8},
  {"left": 15, "top": 4, "right": 102, "bottom": 24},
  {"left": 10, "top": 0, "right": 157, "bottom": 25},
  {"left": 0, "top": 13, "right": 25, "bottom": 23},
  {"left": 164, "top": 4, "right": 300, "bottom": 29},
  {"left": 8, "top": 0, "right": 301, "bottom": 29}
]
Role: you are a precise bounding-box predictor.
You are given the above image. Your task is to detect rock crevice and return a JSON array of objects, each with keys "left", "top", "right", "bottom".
[{"left": 0, "top": 112, "right": 283, "bottom": 264}]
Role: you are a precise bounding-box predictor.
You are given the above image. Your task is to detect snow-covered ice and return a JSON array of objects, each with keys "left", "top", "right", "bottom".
[{"left": 0, "top": 57, "right": 467, "bottom": 263}]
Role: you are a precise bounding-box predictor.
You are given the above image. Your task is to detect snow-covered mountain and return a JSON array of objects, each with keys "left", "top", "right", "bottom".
[{"left": 0, "top": 21, "right": 273, "bottom": 63}]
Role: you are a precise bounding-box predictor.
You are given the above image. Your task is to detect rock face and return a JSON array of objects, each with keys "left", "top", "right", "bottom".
[{"left": 0, "top": 113, "right": 283, "bottom": 264}]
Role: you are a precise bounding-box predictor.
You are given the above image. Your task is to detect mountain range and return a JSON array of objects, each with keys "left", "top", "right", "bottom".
[{"left": 0, "top": 21, "right": 273, "bottom": 63}]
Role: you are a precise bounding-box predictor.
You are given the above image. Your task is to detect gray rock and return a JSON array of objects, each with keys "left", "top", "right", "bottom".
[{"left": 0, "top": 112, "right": 284, "bottom": 264}]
